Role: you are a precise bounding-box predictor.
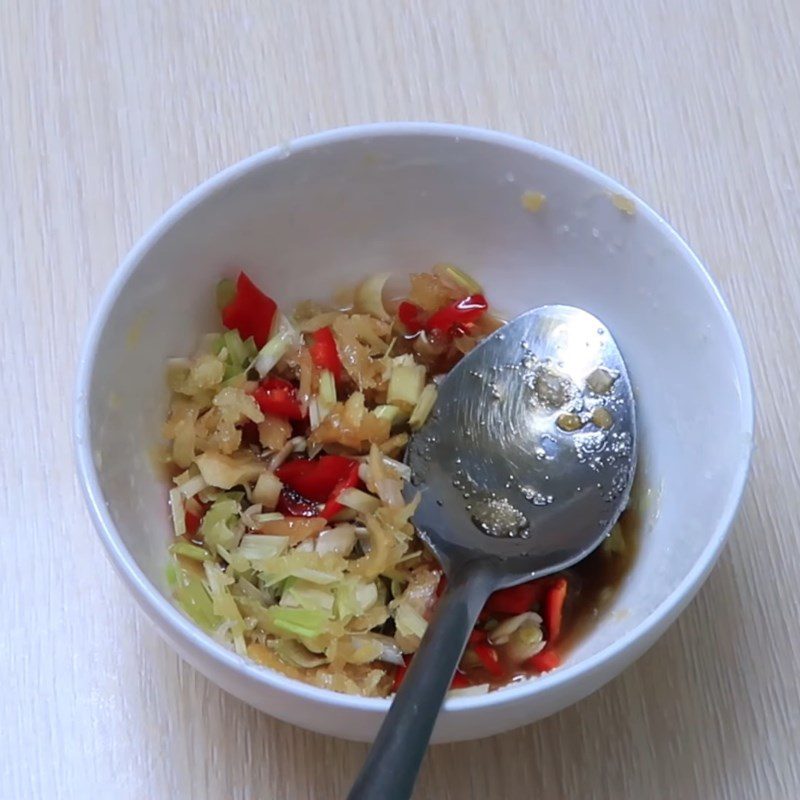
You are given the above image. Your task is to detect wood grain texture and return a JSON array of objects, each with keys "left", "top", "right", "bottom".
[{"left": 3, "top": 1, "right": 799, "bottom": 797}]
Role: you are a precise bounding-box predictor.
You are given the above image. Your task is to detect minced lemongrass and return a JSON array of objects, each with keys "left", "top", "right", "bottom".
[
  {"left": 274, "top": 639, "right": 329, "bottom": 668},
  {"left": 315, "top": 525, "right": 357, "bottom": 557},
  {"left": 235, "top": 533, "right": 289, "bottom": 561},
  {"left": 394, "top": 602, "right": 428, "bottom": 639},
  {"left": 253, "top": 328, "right": 294, "bottom": 378},
  {"left": 408, "top": 383, "right": 438, "bottom": 430},
  {"left": 487, "top": 611, "right": 542, "bottom": 645},
  {"left": 222, "top": 329, "right": 246, "bottom": 363},
  {"left": 252, "top": 512, "right": 285, "bottom": 525},
  {"left": 336, "top": 578, "right": 379, "bottom": 618},
  {"left": 291, "top": 567, "right": 341, "bottom": 585},
  {"left": 308, "top": 397, "right": 321, "bottom": 430},
  {"left": 199, "top": 497, "right": 240, "bottom": 552},
  {"left": 169, "top": 541, "right": 211, "bottom": 561},
  {"left": 266, "top": 606, "right": 328, "bottom": 639},
  {"left": 195, "top": 451, "right": 264, "bottom": 490},
  {"left": 353, "top": 272, "right": 391, "bottom": 320},
  {"left": 172, "top": 468, "right": 191, "bottom": 487},
  {"left": 216, "top": 544, "right": 250, "bottom": 573},
  {"left": 338, "top": 488, "right": 381, "bottom": 514},
  {"left": 387, "top": 363, "right": 426, "bottom": 409},
  {"left": 373, "top": 635, "right": 405, "bottom": 666},
  {"left": 372, "top": 404, "right": 407, "bottom": 426},
  {"left": 355, "top": 580, "right": 379, "bottom": 611},
  {"left": 448, "top": 684, "right": 490, "bottom": 698},
  {"left": 380, "top": 454, "right": 411, "bottom": 481},
  {"left": 240, "top": 503, "right": 262, "bottom": 528},
  {"left": 281, "top": 581, "right": 336, "bottom": 613},
  {"left": 318, "top": 369, "right": 337, "bottom": 411},
  {"left": 268, "top": 441, "right": 294, "bottom": 471},
  {"left": 357, "top": 462, "right": 372, "bottom": 485},
  {"left": 170, "top": 561, "right": 218, "bottom": 630},
  {"left": 178, "top": 473, "right": 207, "bottom": 499},
  {"left": 269, "top": 311, "right": 303, "bottom": 347},
  {"left": 204, "top": 563, "right": 245, "bottom": 639},
  {"left": 221, "top": 329, "right": 256, "bottom": 376},
  {"left": 169, "top": 487, "right": 186, "bottom": 537},
  {"left": 252, "top": 472, "right": 282, "bottom": 510}
]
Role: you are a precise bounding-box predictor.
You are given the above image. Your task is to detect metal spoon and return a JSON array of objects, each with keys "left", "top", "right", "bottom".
[{"left": 348, "top": 305, "right": 637, "bottom": 800}]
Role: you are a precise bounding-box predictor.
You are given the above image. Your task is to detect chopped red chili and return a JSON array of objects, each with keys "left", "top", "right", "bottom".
[
  {"left": 450, "top": 671, "right": 471, "bottom": 689},
  {"left": 425, "top": 294, "right": 487, "bottom": 336},
  {"left": 252, "top": 376, "right": 305, "bottom": 420},
  {"left": 392, "top": 657, "right": 410, "bottom": 692},
  {"left": 468, "top": 628, "right": 487, "bottom": 646},
  {"left": 308, "top": 326, "right": 344, "bottom": 381},
  {"left": 220, "top": 271, "right": 277, "bottom": 348},
  {"left": 393, "top": 658, "right": 473, "bottom": 693},
  {"left": 398, "top": 301, "right": 424, "bottom": 333},
  {"left": 473, "top": 643, "right": 504, "bottom": 678},
  {"left": 276, "top": 488, "right": 320, "bottom": 517},
  {"left": 320, "top": 461, "right": 362, "bottom": 520},
  {"left": 276, "top": 455, "right": 359, "bottom": 502},
  {"left": 185, "top": 509, "right": 203, "bottom": 537},
  {"left": 526, "top": 647, "right": 560, "bottom": 673},
  {"left": 544, "top": 577, "right": 568, "bottom": 643},
  {"left": 485, "top": 580, "right": 547, "bottom": 616}
]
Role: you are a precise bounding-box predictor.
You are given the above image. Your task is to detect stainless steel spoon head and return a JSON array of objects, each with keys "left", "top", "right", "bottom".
[{"left": 405, "top": 305, "right": 637, "bottom": 585}]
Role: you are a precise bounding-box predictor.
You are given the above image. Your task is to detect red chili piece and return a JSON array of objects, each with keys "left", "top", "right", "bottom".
[
  {"left": 392, "top": 657, "right": 410, "bottom": 692},
  {"left": 220, "top": 271, "right": 277, "bottom": 349},
  {"left": 252, "top": 376, "right": 305, "bottom": 420},
  {"left": 320, "top": 461, "right": 362, "bottom": 520},
  {"left": 276, "top": 488, "right": 320, "bottom": 517},
  {"left": 308, "top": 326, "right": 344, "bottom": 381},
  {"left": 425, "top": 294, "right": 487, "bottom": 336},
  {"left": 526, "top": 647, "right": 560, "bottom": 673},
  {"left": 485, "top": 580, "right": 547, "bottom": 616},
  {"left": 544, "top": 577, "right": 568, "bottom": 643},
  {"left": 468, "top": 628, "right": 487, "bottom": 646},
  {"left": 450, "top": 671, "right": 471, "bottom": 689},
  {"left": 393, "top": 658, "right": 472, "bottom": 692},
  {"left": 473, "top": 643, "right": 504, "bottom": 678},
  {"left": 276, "top": 455, "right": 359, "bottom": 502},
  {"left": 398, "top": 301, "right": 425, "bottom": 333},
  {"left": 185, "top": 509, "right": 203, "bottom": 536}
]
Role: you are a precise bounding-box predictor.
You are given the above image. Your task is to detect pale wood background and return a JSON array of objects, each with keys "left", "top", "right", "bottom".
[{"left": 3, "top": 1, "right": 799, "bottom": 798}]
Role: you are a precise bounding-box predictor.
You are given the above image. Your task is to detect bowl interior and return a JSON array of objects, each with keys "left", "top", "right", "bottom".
[{"left": 82, "top": 127, "right": 751, "bottom": 692}]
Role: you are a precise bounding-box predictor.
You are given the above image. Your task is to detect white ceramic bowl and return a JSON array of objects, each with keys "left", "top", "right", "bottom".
[{"left": 75, "top": 123, "right": 753, "bottom": 742}]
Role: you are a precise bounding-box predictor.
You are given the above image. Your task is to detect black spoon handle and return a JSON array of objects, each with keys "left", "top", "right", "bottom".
[{"left": 347, "top": 560, "right": 496, "bottom": 800}]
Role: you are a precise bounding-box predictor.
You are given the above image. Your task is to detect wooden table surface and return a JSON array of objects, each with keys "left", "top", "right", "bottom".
[{"left": 4, "top": 1, "right": 799, "bottom": 798}]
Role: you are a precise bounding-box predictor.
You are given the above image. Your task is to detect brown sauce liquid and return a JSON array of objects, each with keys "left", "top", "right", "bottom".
[
  {"left": 471, "top": 501, "right": 642, "bottom": 689},
  {"left": 557, "top": 502, "right": 641, "bottom": 653}
]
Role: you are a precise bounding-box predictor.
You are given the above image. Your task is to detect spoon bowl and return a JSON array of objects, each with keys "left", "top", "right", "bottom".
[
  {"left": 350, "top": 305, "right": 636, "bottom": 800},
  {"left": 408, "top": 304, "right": 637, "bottom": 583}
]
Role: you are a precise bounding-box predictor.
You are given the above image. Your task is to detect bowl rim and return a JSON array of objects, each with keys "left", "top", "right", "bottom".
[{"left": 74, "top": 121, "right": 754, "bottom": 715}]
